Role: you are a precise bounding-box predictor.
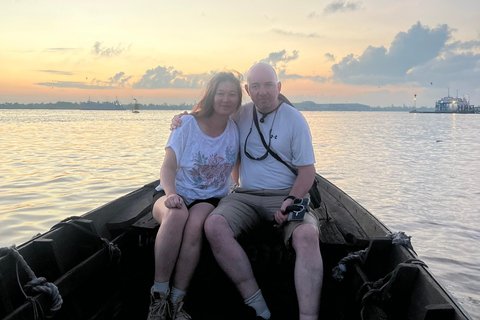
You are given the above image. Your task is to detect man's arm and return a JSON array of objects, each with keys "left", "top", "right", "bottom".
[
  {"left": 170, "top": 111, "right": 188, "bottom": 130},
  {"left": 274, "top": 164, "right": 315, "bottom": 226},
  {"left": 288, "top": 164, "right": 315, "bottom": 199}
]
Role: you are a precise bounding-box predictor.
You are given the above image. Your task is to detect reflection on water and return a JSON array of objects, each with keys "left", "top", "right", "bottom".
[{"left": 1, "top": 110, "right": 479, "bottom": 317}]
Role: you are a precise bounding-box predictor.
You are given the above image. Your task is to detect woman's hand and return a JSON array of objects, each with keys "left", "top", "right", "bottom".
[{"left": 164, "top": 194, "right": 184, "bottom": 209}]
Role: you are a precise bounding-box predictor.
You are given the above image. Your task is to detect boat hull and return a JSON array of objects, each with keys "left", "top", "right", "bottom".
[{"left": 0, "top": 175, "right": 472, "bottom": 320}]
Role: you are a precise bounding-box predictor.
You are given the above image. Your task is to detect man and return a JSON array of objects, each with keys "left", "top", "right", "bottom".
[{"left": 175, "top": 63, "right": 323, "bottom": 320}]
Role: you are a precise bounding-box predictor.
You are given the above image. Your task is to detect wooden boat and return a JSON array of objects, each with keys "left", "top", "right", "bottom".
[{"left": 0, "top": 174, "right": 472, "bottom": 320}]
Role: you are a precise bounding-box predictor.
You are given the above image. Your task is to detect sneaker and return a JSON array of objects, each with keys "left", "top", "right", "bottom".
[
  {"left": 147, "top": 287, "right": 171, "bottom": 320},
  {"left": 171, "top": 293, "right": 191, "bottom": 320}
]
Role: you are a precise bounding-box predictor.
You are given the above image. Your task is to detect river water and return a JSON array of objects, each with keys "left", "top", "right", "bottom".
[{"left": 1, "top": 109, "right": 479, "bottom": 318}]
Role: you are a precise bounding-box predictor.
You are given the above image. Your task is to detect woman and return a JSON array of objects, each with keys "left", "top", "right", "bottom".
[{"left": 147, "top": 71, "right": 242, "bottom": 320}]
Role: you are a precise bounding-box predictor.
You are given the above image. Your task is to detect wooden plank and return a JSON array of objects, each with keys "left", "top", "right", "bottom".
[
  {"left": 315, "top": 175, "right": 389, "bottom": 238},
  {"left": 318, "top": 187, "right": 370, "bottom": 247},
  {"left": 315, "top": 206, "right": 346, "bottom": 245},
  {"left": 132, "top": 211, "right": 158, "bottom": 233},
  {"left": 106, "top": 189, "right": 154, "bottom": 231}
]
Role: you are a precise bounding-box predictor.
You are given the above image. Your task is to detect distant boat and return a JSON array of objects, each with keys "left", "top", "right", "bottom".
[
  {"left": 80, "top": 97, "right": 125, "bottom": 110},
  {"left": 132, "top": 99, "right": 140, "bottom": 113},
  {"left": 435, "top": 91, "right": 476, "bottom": 113},
  {"left": 410, "top": 90, "right": 478, "bottom": 114}
]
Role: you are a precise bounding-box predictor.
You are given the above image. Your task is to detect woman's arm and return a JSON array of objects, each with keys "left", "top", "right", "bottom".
[
  {"left": 160, "top": 147, "right": 183, "bottom": 208},
  {"left": 231, "top": 154, "right": 241, "bottom": 186}
]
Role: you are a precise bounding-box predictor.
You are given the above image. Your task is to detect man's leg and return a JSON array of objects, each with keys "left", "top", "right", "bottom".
[
  {"left": 204, "top": 214, "right": 259, "bottom": 299},
  {"left": 204, "top": 192, "right": 273, "bottom": 319},
  {"left": 291, "top": 224, "right": 323, "bottom": 320}
]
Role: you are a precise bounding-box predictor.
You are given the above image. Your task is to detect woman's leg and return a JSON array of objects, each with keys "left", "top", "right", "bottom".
[
  {"left": 171, "top": 202, "right": 214, "bottom": 290},
  {"left": 152, "top": 195, "right": 190, "bottom": 283}
]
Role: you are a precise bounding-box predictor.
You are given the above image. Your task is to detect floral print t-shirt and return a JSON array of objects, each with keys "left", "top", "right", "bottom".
[{"left": 156, "top": 115, "right": 239, "bottom": 205}]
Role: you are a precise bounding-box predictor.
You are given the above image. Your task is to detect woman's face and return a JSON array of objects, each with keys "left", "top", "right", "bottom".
[{"left": 213, "top": 81, "right": 240, "bottom": 116}]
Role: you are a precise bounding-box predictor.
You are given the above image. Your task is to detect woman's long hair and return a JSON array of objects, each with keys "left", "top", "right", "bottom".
[{"left": 191, "top": 71, "right": 243, "bottom": 118}]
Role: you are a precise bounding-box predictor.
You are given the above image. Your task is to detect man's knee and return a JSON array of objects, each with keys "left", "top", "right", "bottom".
[
  {"left": 292, "top": 224, "right": 319, "bottom": 252},
  {"left": 204, "top": 214, "right": 230, "bottom": 242}
]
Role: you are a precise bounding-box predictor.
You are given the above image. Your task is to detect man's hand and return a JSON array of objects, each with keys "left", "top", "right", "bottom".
[
  {"left": 273, "top": 198, "right": 294, "bottom": 227},
  {"left": 164, "top": 194, "right": 184, "bottom": 209},
  {"left": 170, "top": 111, "right": 188, "bottom": 130}
]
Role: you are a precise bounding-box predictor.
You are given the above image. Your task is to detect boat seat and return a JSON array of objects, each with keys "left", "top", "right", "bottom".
[
  {"left": 106, "top": 183, "right": 157, "bottom": 236},
  {"left": 132, "top": 210, "right": 159, "bottom": 247},
  {"left": 131, "top": 203, "right": 368, "bottom": 250}
]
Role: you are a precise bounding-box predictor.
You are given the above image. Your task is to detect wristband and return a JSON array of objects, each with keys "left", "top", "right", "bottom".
[{"left": 284, "top": 195, "right": 296, "bottom": 202}]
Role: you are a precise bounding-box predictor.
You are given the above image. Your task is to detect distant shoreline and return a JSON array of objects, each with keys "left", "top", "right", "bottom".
[{"left": 0, "top": 101, "right": 433, "bottom": 112}]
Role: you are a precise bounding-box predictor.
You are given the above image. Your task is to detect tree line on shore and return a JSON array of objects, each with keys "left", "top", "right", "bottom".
[{"left": 0, "top": 101, "right": 433, "bottom": 112}]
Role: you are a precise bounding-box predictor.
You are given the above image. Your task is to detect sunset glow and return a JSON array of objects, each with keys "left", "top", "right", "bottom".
[{"left": 1, "top": 0, "right": 479, "bottom": 107}]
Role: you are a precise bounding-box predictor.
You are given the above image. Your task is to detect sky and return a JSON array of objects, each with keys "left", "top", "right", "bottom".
[{"left": 1, "top": 0, "right": 479, "bottom": 108}]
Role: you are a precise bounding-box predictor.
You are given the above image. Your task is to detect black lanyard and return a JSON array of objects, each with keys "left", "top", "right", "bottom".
[{"left": 247, "top": 105, "right": 298, "bottom": 176}]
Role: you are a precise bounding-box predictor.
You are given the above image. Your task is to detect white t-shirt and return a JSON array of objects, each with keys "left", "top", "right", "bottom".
[
  {"left": 233, "top": 102, "right": 315, "bottom": 190},
  {"left": 156, "top": 115, "right": 239, "bottom": 205}
]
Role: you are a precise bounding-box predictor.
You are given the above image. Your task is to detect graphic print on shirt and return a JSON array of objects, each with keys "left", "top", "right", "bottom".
[{"left": 189, "top": 146, "right": 236, "bottom": 189}]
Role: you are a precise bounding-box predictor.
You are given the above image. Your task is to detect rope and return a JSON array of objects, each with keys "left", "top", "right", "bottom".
[
  {"left": 51, "top": 216, "right": 122, "bottom": 261},
  {"left": 0, "top": 246, "right": 63, "bottom": 319},
  {"left": 332, "top": 249, "right": 367, "bottom": 281},
  {"left": 388, "top": 231, "right": 416, "bottom": 255},
  {"left": 331, "top": 231, "right": 417, "bottom": 282},
  {"left": 358, "top": 258, "right": 427, "bottom": 320},
  {"left": 0, "top": 218, "right": 123, "bottom": 318},
  {"left": 101, "top": 238, "right": 122, "bottom": 263}
]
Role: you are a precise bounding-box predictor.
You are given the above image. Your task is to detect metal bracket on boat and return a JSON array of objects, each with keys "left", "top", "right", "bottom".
[{"left": 285, "top": 198, "right": 310, "bottom": 221}]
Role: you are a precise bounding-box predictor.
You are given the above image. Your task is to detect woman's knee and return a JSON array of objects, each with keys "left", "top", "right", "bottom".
[{"left": 155, "top": 205, "right": 189, "bottom": 227}]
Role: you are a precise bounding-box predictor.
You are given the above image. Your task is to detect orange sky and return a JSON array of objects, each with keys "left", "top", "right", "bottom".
[{"left": 1, "top": 0, "right": 479, "bottom": 107}]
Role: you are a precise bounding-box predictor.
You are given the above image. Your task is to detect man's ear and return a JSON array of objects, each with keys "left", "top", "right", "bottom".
[
  {"left": 244, "top": 84, "right": 250, "bottom": 96},
  {"left": 277, "top": 81, "right": 282, "bottom": 93}
]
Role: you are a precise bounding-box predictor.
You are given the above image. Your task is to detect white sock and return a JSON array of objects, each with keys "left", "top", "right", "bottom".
[
  {"left": 170, "top": 287, "right": 187, "bottom": 303},
  {"left": 244, "top": 289, "right": 271, "bottom": 319},
  {"left": 153, "top": 281, "right": 169, "bottom": 295}
]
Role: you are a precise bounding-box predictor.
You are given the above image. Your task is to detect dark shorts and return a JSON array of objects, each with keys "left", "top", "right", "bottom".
[{"left": 152, "top": 189, "right": 221, "bottom": 210}]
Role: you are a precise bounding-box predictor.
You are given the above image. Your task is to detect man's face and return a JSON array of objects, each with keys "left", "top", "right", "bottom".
[{"left": 246, "top": 65, "right": 281, "bottom": 113}]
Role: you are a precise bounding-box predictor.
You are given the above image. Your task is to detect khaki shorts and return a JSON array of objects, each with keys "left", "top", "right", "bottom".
[{"left": 209, "top": 187, "right": 321, "bottom": 247}]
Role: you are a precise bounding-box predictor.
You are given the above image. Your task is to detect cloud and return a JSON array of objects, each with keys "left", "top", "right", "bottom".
[
  {"left": 36, "top": 71, "right": 133, "bottom": 89},
  {"left": 38, "top": 70, "right": 74, "bottom": 75},
  {"left": 44, "top": 48, "right": 82, "bottom": 53},
  {"left": 255, "top": 50, "right": 326, "bottom": 83},
  {"left": 445, "top": 39, "right": 480, "bottom": 52},
  {"left": 325, "top": 53, "right": 335, "bottom": 62},
  {"left": 108, "top": 72, "right": 132, "bottom": 88},
  {"left": 36, "top": 81, "right": 111, "bottom": 89},
  {"left": 323, "top": 1, "right": 361, "bottom": 14},
  {"left": 132, "top": 66, "right": 211, "bottom": 89},
  {"left": 278, "top": 70, "right": 327, "bottom": 83},
  {"left": 258, "top": 50, "right": 299, "bottom": 69},
  {"left": 271, "top": 29, "right": 321, "bottom": 38},
  {"left": 91, "top": 41, "right": 130, "bottom": 57},
  {"left": 331, "top": 22, "right": 453, "bottom": 85},
  {"left": 406, "top": 50, "right": 480, "bottom": 88}
]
